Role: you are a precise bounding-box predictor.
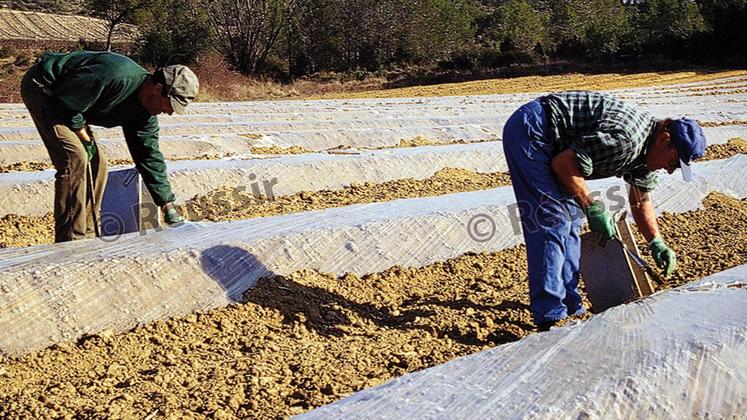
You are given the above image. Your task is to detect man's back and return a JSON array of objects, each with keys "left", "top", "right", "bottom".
[
  {"left": 37, "top": 51, "right": 149, "bottom": 129},
  {"left": 541, "top": 91, "right": 657, "bottom": 185}
]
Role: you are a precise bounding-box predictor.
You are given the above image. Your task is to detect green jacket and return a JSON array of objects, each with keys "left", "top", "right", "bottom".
[{"left": 38, "top": 50, "right": 175, "bottom": 206}]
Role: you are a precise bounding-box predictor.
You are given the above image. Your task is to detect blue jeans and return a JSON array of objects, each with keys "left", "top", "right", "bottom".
[{"left": 502, "top": 100, "right": 585, "bottom": 324}]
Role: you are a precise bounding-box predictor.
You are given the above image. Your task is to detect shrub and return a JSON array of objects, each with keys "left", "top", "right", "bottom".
[{"left": 0, "top": 45, "right": 19, "bottom": 59}]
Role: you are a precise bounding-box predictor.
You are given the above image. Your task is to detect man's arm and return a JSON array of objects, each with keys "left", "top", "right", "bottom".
[
  {"left": 551, "top": 147, "right": 617, "bottom": 239},
  {"left": 628, "top": 185, "right": 659, "bottom": 242},
  {"left": 122, "top": 117, "right": 175, "bottom": 207},
  {"left": 628, "top": 183, "right": 677, "bottom": 276},
  {"left": 550, "top": 148, "right": 593, "bottom": 209}
]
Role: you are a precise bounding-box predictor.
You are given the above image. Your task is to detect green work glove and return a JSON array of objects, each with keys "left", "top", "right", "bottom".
[
  {"left": 586, "top": 201, "right": 616, "bottom": 240},
  {"left": 162, "top": 203, "right": 185, "bottom": 225},
  {"left": 81, "top": 139, "right": 96, "bottom": 162},
  {"left": 649, "top": 236, "right": 676, "bottom": 277}
]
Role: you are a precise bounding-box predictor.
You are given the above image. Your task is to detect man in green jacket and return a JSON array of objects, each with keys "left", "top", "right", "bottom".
[{"left": 21, "top": 51, "right": 198, "bottom": 242}]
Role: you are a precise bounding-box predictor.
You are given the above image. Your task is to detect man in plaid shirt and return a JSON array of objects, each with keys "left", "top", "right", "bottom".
[{"left": 503, "top": 91, "right": 706, "bottom": 331}]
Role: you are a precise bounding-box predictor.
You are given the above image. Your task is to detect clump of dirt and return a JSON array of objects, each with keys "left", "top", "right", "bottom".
[
  {"left": 392, "top": 136, "right": 435, "bottom": 148},
  {"left": 0, "top": 161, "right": 51, "bottom": 173},
  {"left": 240, "top": 133, "right": 263, "bottom": 140},
  {"left": 702, "top": 138, "right": 747, "bottom": 161},
  {"left": 179, "top": 168, "right": 511, "bottom": 222},
  {"left": 0, "top": 213, "right": 54, "bottom": 248},
  {"left": 0, "top": 192, "right": 744, "bottom": 418},
  {"left": 250, "top": 145, "right": 313, "bottom": 155}
]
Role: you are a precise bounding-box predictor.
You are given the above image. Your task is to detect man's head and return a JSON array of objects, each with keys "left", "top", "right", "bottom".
[
  {"left": 646, "top": 118, "right": 706, "bottom": 181},
  {"left": 139, "top": 65, "right": 199, "bottom": 116}
]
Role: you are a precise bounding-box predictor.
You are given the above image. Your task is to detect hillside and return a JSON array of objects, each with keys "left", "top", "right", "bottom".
[{"left": 0, "top": 8, "right": 138, "bottom": 45}]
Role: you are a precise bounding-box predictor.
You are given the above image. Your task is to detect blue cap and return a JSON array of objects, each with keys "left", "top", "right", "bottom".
[{"left": 670, "top": 118, "right": 706, "bottom": 182}]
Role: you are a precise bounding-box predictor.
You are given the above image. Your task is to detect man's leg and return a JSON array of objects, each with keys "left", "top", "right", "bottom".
[
  {"left": 562, "top": 201, "right": 585, "bottom": 316},
  {"left": 85, "top": 127, "right": 108, "bottom": 238},
  {"left": 21, "top": 70, "right": 89, "bottom": 242},
  {"left": 503, "top": 100, "right": 577, "bottom": 325}
]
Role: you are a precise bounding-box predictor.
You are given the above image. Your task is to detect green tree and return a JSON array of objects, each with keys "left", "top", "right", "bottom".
[
  {"left": 547, "top": 0, "right": 632, "bottom": 56},
  {"left": 631, "top": 0, "right": 706, "bottom": 46},
  {"left": 131, "top": 0, "right": 211, "bottom": 66},
  {"left": 395, "top": 0, "right": 478, "bottom": 64},
  {"left": 484, "top": 0, "right": 551, "bottom": 55}
]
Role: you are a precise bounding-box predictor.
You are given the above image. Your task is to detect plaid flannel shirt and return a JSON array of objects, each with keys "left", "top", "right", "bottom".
[{"left": 540, "top": 91, "right": 659, "bottom": 192}]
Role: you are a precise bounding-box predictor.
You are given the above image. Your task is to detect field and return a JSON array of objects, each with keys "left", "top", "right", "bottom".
[
  {"left": 0, "top": 71, "right": 746, "bottom": 418},
  {"left": 0, "top": 9, "right": 137, "bottom": 44}
]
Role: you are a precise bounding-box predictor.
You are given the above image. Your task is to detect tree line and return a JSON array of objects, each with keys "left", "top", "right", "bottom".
[{"left": 25, "top": 0, "right": 747, "bottom": 78}]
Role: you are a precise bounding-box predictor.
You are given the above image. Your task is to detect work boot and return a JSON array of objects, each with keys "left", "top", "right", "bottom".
[{"left": 537, "top": 320, "right": 557, "bottom": 332}]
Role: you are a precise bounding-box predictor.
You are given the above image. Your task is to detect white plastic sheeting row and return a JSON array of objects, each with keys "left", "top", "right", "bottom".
[
  {"left": 0, "top": 142, "right": 506, "bottom": 217},
  {"left": 0, "top": 155, "right": 745, "bottom": 355},
  {"left": 299, "top": 263, "right": 747, "bottom": 419},
  {"left": 1, "top": 76, "right": 745, "bottom": 163}
]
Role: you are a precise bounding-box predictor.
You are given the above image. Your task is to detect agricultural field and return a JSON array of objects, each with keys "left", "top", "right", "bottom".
[
  {"left": 0, "top": 9, "right": 137, "bottom": 44},
  {"left": 0, "top": 71, "right": 746, "bottom": 418}
]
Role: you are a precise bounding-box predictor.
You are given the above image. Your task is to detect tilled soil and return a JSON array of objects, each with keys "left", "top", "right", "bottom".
[
  {"left": 0, "top": 168, "right": 512, "bottom": 248},
  {"left": 0, "top": 155, "right": 234, "bottom": 173},
  {"left": 637, "top": 193, "right": 747, "bottom": 285},
  {"left": 699, "top": 120, "right": 747, "bottom": 127},
  {"left": 316, "top": 70, "right": 747, "bottom": 99},
  {"left": 371, "top": 137, "right": 494, "bottom": 150},
  {"left": 702, "top": 138, "right": 747, "bottom": 161},
  {"left": 0, "top": 192, "right": 745, "bottom": 418},
  {"left": 0, "top": 161, "right": 51, "bottom": 173},
  {"left": 249, "top": 145, "right": 313, "bottom": 155},
  {"left": 0, "top": 213, "right": 54, "bottom": 248}
]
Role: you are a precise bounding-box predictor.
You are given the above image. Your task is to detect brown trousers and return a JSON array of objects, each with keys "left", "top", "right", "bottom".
[{"left": 21, "top": 66, "right": 108, "bottom": 243}]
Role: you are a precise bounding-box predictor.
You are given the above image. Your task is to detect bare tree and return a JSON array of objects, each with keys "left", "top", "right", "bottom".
[
  {"left": 207, "top": 0, "right": 297, "bottom": 75},
  {"left": 87, "top": 0, "right": 156, "bottom": 51}
]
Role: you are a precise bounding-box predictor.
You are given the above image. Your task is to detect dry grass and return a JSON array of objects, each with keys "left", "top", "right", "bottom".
[{"left": 193, "top": 54, "right": 300, "bottom": 102}]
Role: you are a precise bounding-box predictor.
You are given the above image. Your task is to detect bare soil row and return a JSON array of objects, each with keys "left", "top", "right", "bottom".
[{"left": 0, "top": 192, "right": 744, "bottom": 419}]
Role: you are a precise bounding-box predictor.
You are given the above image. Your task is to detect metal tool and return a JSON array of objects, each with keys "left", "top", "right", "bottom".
[
  {"left": 87, "top": 162, "right": 101, "bottom": 238},
  {"left": 607, "top": 211, "right": 666, "bottom": 286},
  {"left": 85, "top": 128, "right": 101, "bottom": 238},
  {"left": 612, "top": 235, "right": 666, "bottom": 285}
]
